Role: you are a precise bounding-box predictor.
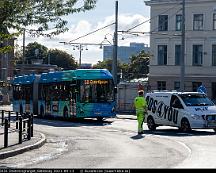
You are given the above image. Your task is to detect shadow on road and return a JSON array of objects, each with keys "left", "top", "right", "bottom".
[
  {"left": 143, "top": 128, "right": 216, "bottom": 137},
  {"left": 130, "top": 134, "right": 145, "bottom": 140},
  {"left": 33, "top": 116, "right": 114, "bottom": 127}
]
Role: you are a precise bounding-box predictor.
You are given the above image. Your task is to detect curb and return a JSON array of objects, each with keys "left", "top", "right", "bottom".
[
  {"left": 0, "top": 133, "right": 46, "bottom": 159},
  {"left": 116, "top": 116, "right": 137, "bottom": 120}
]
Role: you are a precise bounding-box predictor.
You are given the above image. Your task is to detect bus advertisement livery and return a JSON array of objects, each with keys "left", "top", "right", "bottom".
[{"left": 12, "top": 69, "right": 117, "bottom": 120}]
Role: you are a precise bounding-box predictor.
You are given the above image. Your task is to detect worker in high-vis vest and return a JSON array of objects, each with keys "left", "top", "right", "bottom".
[{"left": 134, "top": 90, "right": 147, "bottom": 134}]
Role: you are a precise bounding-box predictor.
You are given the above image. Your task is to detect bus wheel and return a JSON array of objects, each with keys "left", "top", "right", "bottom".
[
  {"left": 63, "top": 107, "right": 69, "bottom": 119},
  {"left": 97, "top": 117, "right": 104, "bottom": 122},
  {"left": 180, "top": 118, "right": 191, "bottom": 132},
  {"left": 147, "top": 116, "right": 156, "bottom": 131},
  {"left": 20, "top": 105, "right": 23, "bottom": 115},
  {"left": 40, "top": 106, "right": 45, "bottom": 118}
]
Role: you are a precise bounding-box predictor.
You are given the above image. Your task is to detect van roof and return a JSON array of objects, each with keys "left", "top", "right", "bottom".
[{"left": 146, "top": 91, "right": 205, "bottom": 96}]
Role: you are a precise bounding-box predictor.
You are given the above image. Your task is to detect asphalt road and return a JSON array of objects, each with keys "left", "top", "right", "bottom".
[{"left": 1, "top": 116, "right": 216, "bottom": 169}]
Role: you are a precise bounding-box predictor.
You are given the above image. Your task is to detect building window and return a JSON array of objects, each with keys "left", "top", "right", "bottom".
[
  {"left": 158, "top": 45, "right": 167, "bottom": 65},
  {"left": 174, "top": 81, "right": 180, "bottom": 91},
  {"left": 176, "top": 15, "right": 182, "bottom": 31},
  {"left": 175, "top": 45, "right": 181, "bottom": 65},
  {"left": 192, "top": 82, "right": 202, "bottom": 92},
  {"left": 157, "top": 81, "right": 166, "bottom": 90},
  {"left": 158, "top": 15, "right": 168, "bottom": 31},
  {"left": 213, "top": 14, "right": 216, "bottom": 30},
  {"left": 212, "top": 45, "right": 216, "bottom": 66},
  {"left": 193, "top": 45, "right": 203, "bottom": 66},
  {"left": 193, "top": 14, "right": 203, "bottom": 30}
]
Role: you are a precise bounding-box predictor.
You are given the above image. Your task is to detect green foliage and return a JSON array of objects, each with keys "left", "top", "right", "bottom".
[
  {"left": 93, "top": 59, "right": 113, "bottom": 72},
  {"left": 128, "top": 50, "right": 149, "bottom": 79},
  {"left": 93, "top": 50, "right": 150, "bottom": 81},
  {"left": 25, "top": 42, "right": 48, "bottom": 63},
  {"left": 14, "top": 42, "right": 78, "bottom": 69},
  {"left": 0, "top": 0, "right": 97, "bottom": 54},
  {"left": 0, "top": 0, "right": 97, "bottom": 36},
  {"left": 47, "top": 49, "right": 78, "bottom": 70}
]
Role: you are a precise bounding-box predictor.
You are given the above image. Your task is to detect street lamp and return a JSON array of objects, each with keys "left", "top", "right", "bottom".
[
  {"left": 59, "top": 41, "right": 111, "bottom": 68},
  {"left": 72, "top": 44, "right": 88, "bottom": 67}
]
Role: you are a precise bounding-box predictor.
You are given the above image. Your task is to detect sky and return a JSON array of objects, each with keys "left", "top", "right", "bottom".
[{"left": 16, "top": 0, "right": 151, "bottom": 65}]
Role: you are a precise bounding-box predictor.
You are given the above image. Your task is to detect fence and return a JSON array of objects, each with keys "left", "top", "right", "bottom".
[{"left": 0, "top": 110, "right": 33, "bottom": 148}]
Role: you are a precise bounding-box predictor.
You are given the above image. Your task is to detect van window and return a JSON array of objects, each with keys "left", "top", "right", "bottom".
[
  {"left": 179, "top": 94, "right": 214, "bottom": 106},
  {"left": 170, "top": 95, "right": 183, "bottom": 109}
]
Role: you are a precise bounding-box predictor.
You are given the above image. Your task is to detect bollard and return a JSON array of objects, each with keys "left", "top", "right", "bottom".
[
  {"left": 8, "top": 111, "right": 11, "bottom": 128},
  {"left": 27, "top": 116, "right": 31, "bottom": 140},
  {"left": 19, "top": 117, "right": 22, "bottom": 144},
  {"left": 4, "top": 118, "right": 8, "bottom": 148},
  {"left": 23, "top": 113, "right": 26, "bottom": 131},
  {"left": 1, "top": 110, "right": 4, "bottom": 126},
  {"left": 31, "top": 114, "right": 33, "bottom": 137},
  {"left": 16, "top": 112, "right": 19, "bottom": 129}
]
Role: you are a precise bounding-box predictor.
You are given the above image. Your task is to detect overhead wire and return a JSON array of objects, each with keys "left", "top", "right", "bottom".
[
  {"left": 68, "top": 22, "right": 115, "bottom": 43},
  {"left": 126, "top": 2, "right": 182, "bottom": 33},
  {"left": 63, "top": 2, "right": 182, "bottom": 43}
]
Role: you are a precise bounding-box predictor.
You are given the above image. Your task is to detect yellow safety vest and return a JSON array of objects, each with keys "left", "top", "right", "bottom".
[{"left": 134, "top": 96, "right": 147, "bottom": 111}]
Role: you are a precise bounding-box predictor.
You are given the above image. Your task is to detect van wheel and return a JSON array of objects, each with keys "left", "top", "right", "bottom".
[
  {"left": 147, "top": 116, "right": 156, "bottom": 131},
  {"left": 180, "top": 118, "right": 191, "bottom": 132}
]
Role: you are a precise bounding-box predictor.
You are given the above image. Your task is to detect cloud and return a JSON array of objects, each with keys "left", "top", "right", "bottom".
[{"left": 17, "top": 14, "right": 150, "bottom": 65}]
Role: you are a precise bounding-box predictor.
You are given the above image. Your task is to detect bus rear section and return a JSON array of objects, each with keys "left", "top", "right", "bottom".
[
  {"left": 37, "top": 69, "right": 117, "bottom": 120},
  {"left": 12, "top": 74, "right": 36, "bottom": 114}
]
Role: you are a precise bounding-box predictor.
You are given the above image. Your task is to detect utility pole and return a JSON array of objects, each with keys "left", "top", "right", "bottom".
[
  {"left": 23, "top": 28, "right": 26, "bottom": 65},
  {"left": 21, "top": 28, "right": 26, "bottom": 74},
  {"left": 180, "top": 0, "right": 185, "bottom": 92},
  {"left": 79, "top": 44, "right": 82, "bottom": 67},
  {"left": 112, "top": 0, "right": 118, "bottom": 85}
]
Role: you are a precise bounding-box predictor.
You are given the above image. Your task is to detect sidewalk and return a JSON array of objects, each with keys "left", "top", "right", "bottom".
[
  {"left": 0, "top": 127, "right": 46, "bottom": 159},
  {"left": 116, "top": 113, "right": 137, "bottom": 120},
  {"left": 0, "top": 104, "right": 46, "bottom": 159}
]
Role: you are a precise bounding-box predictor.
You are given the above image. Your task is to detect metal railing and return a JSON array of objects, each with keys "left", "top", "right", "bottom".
[{"left": 0, "top": 110, "right": 33, "bottom": 148}]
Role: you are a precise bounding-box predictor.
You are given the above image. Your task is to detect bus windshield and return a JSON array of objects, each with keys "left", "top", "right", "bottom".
[
  {"left": 179, "top": 93, "right": 215, "bottom": 106},
  {"left": 80, "top": 79, "right": 114, "bottom": 103}
]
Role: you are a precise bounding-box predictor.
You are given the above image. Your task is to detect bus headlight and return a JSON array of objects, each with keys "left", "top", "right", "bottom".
[{"left": 191, "top": 114, "right": 202, "bottom": 120}]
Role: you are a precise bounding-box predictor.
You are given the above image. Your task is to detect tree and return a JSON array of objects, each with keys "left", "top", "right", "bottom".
[
  {"left": 93, "top": 50, "right": 149, "bottom": 82},
  {"left": 0, "top": 0, "right": 97, "bottom": 36},
  {"left": 0, "top": 0, "right": 97, "bottom": 53},
  {"left": 93, "top": 59, "right": 113, "bottom": 72},
  {"left": 13, "top": 45, "right": 23, "bottom": 65},
  {"left": 127, "top": 50, "right": 149, "bottom": 79},
  {"left": 46, "top": 49, "right": 78, "bottom": 70},
  {"left": 25, "top": 42, "right": 48, "bottom": 64},
  {"left": 93, "top": 59, "right": 129, "bottom": 83}
]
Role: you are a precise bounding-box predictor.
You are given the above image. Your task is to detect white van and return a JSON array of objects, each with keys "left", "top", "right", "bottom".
[{"left": 145, "top": 91, "right": 216, "bottom": 132}]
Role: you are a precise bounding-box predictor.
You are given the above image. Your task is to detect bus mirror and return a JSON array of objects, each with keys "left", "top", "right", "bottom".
[{"left": 114, "top": 87, "right": 117, "bottom": 94}]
